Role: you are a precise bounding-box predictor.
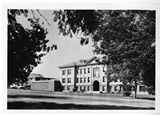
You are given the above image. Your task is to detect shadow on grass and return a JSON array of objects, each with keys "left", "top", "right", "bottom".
[
  {"left": 8, "top": 95, "right": 69, "bottom": 99},
  {"left": 7, "top": 101, "right": 155, "bottom": 110},
  {"left": 136, "top": 97, "right": 155, "bottom": 100}
]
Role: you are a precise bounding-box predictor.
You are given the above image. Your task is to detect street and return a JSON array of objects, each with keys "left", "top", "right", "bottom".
[{"left": 7, "top": 89, "right": 155, "bottom": 109}]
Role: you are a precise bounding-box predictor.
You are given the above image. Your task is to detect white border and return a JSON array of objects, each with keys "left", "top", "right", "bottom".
[
  {"left": 1, "top": 0, "right": 160, "bottom": 9},
  {"left": 0, "top": 0, "right": 160, "bottom": 115}
]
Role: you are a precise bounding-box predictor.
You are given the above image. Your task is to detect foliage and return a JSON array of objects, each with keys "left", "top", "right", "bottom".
[
  {"left": 53, "top": 10, "right": 102, "bottom": 45},
  {"left": 123, "top": 83, "right": 132, "bottom": 96},
  {"left": 54, "top": 10, "right": 155, "bottom": 88},
  {"left": 8, "top": 9, "right": 56, "bottom": 85}
]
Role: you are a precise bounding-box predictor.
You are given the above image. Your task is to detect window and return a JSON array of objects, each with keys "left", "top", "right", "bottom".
[
  {"left": 67, "top": 78, "right": 71, "bottom": 83},
  {"left": 88, "top": 68, "right": 90, "bottom": 73},
  {"left": 35, "top": 77, "right": 41, "bottom": 81},
  {"left": 84, "top": 86, "right": 86, "bottom": 91},
  {"left": 87, "top": 86, "right": 90, "bottom": 91},
  {"left": 84, "top": 68, "right": 86, "bottom": 74},
  {"left": 103, "top": 76, "right": 105, "bottom": 82},
  {"left": 88, "top": 77, "right": 90, "bottom": 83},
  {"left": 139, "top": 86, "right": 146, "bottom": 92},
  {"left": 80, "top": 86, "right": 82, "bottom": 90},
  {"left": 62, "top": 78, "right": 65, "bottom": 83},
  {"left": 102, "top": 86, "right": 105, "bottom": 91},
  {"left": 76, "top": 78, "right": 78, "bottom": 83},
  {"left": 84, "top": 78, "right": 86, "bottom": 83},
  {"left": 62, "top": 70, "right": 66, "bottom": 75},
  {"left": 93, "top": 67, "right": 100, "bottom": 77},
  {"left": 67, "top": 69, "right": 71, "bottom": 75},
  {"left": 80, "top": 69, "right": 82, "bottom": 74},
  {"left": 67, "top": 86, "right": 70, "bottom": 90},
  {"left": 80, "top": 78, "right": 83, "bottom": 83}
]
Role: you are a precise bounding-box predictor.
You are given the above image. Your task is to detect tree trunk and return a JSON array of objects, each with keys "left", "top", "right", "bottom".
[{"left": 134, "top": 80, "right": 137, "bottom": 98}]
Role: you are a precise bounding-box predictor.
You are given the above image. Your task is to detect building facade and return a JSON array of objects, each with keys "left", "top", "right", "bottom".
[
  {"left": 59, "top": 57, "right": 150, "bottom": 95},
  {"left": 59, "top": 57, "right": 108, "bottom": 93},
  {"left": 28, "top": 73, "right": 62, "bottom": 91}
]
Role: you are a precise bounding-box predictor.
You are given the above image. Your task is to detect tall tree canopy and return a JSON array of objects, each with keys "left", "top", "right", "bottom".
[
  {"left": 54, "top": 10, "right": 155, "bottom": 88},
  {"left": 8, "top": 9, "right": 56, "bottom": 85}
]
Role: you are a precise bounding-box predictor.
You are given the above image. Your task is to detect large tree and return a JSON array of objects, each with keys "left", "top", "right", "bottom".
[
  {"left": 54, "top": 10, "right": 155, "bottom": 91},
  {"left": 8, "top": 9, "right": 56, "bottom": 86}
]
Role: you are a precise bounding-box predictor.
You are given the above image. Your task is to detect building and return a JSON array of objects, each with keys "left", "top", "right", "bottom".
[
  {"left": 28, "top": 73, "right": 55, "bottom": 85},
  {"left": 28, "top": 73, "right": 62, "bottom": 91},
  {"left": 59, "top": 57, "right": 108, "bottom": 93},
  {"left": 59, "top": 57, "right": 150, "bottom": 95}
]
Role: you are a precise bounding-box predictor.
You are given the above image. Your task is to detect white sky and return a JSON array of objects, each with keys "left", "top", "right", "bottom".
[{"left": 16, "top": 10, "right": 94, "bottom": 79}]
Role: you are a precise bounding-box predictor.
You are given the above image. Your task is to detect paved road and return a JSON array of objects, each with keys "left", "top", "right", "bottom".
[{"left": 8, "top": 89, "right": 155, "bottom": 109}]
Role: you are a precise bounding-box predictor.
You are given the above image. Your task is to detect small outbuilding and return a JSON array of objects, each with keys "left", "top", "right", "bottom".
[{"left": 28, "top": 73, "right": 63, "bottom": 92}]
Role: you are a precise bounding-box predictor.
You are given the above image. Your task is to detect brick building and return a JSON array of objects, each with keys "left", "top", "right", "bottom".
[
  {"left": 59, "top": 57, "right": 108, "bottom": 93},
  {"left": 59, "top": 57, "right": 149, "bottom": 95}
]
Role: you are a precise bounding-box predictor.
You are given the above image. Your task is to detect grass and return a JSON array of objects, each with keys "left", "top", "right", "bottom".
[
  {"left": 7, "top": 101, "right": 155, "bottom": 109},
  {"left": 7, "top": 89, "right": 155, "bottom": 109},
  {"left": 8, "top": 95, "right": 69, "bottom": 99}
]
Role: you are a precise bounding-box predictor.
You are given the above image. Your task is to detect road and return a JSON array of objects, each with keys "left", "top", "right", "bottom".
[{"left": 7, "top": 89, "right": 155, "bottom": 109}]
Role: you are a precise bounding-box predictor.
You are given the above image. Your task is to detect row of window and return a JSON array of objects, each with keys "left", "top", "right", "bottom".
[
  {"left": 77, "top": 76, "right": 106, "bottom": 83},
  {"left": 62, "top": 78, "right": 71, "bottom": 83},
  {"left": 65, "top": 85, "right": 106, "bottom": 91},
  {"left": 62, "top": 68, "right": 91, "bottom": 76},
  {"left": 65, "top": 85, "right": 91, "bottom": 91},
  {"left": 78, "top": 86, "right": 91, "bottom": 91},
  {"left": 62, "top": 76, "right": 106, "bottom": 84},
  {"left": 62, "top": 69, "right": 71, "bottom": 75},
  {"left": 78, "top": 68, "right": 90, "bottom": 74},
  {"left": 62, "top": 77, "right": 91, "bottom": 84},
  {"left": 62, "top": 66, "right": 107, "bottom": 76},
  {"left": 78, "top": 85, "right": 106, "bottom": 91},
  {"left": 76, "top": 77, "right": 90, "bottom": 83}
]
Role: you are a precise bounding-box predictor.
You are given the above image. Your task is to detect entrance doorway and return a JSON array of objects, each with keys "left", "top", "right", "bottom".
[{"left": 93, "top": 80, "right": 99, "bottom": 91}]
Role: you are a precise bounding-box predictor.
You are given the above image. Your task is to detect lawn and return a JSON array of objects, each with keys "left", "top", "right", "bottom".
[{"left": 8, "top": 101, "right": 155, "bottom": 109}]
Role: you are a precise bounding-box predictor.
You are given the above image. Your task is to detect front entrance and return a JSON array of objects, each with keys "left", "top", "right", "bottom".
[{"left": 93, "top": 80, "right": 99, "bottom": 91}]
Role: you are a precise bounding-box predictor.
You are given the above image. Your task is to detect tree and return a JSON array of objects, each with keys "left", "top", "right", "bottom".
[
  {"left": 54, "top": 10, "right": 155, "bottom": 96},
  {"left": 8, "top": 9, "right": 56, "bottom": 86},
  {"left": 93, "top": 11, "right": 155, "bottom": 92},
  {"left": 53, "top": 10, "right": 102, "bottom": 45}
]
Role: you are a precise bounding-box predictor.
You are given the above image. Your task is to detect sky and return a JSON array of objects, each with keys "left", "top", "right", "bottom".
[{"left": 16, "top": 10, "right": 94, "bottom": 79}]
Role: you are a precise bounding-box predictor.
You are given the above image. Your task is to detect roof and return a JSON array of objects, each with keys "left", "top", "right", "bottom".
[
  {"left": 59, "top": 56, "right": 102, "bottom": 68},
  {"left": 28, "top": 73, "right": 44, "bottom": 78},
  {"left": 28, "top": 73, "right": 56, "bottom": 79}
]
